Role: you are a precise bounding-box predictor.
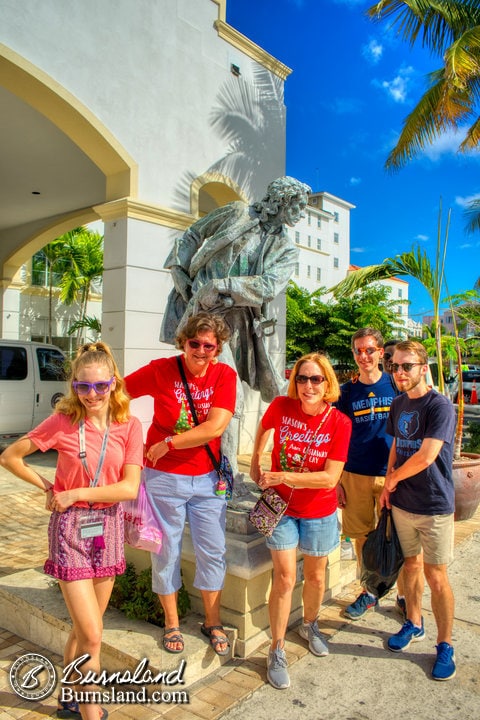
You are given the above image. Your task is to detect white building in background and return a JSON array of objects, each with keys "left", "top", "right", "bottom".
[
  {"left": 287, "top": 191, "right": 419, "bottom": 337},
  {"left": 286, "top": 191, "right": 354, "bottom": 295}
]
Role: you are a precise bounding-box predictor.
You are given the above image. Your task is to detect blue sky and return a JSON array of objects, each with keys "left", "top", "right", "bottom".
[{"left": 226, "top": 0, "right": 480, "bottom": 321}]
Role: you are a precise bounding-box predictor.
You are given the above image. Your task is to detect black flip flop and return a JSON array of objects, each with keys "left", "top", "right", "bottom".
[
  {"left": 200, "top": 623, "right": 230, "bottom": 656},
  {"left": 163, "top": 626, "right": 184, "bottom": 653}
]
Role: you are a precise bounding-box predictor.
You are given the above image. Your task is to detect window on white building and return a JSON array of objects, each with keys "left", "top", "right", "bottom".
[
  {"left": 333, "top": 257, "right": 339, "bottom": 269},
  {"left": 334, "top": 232, "right": 339, "bottom": 244},
  {"left": 307, "top": 265, "right": 311, "bottom": 278},
  {"left": 333, "top": 212, "right": 339, "bottom": 222},
  {"left": 317, "top": 238, "right": 321, "bottom": 250},
  {"left": 398, "top": 289, "right": 403, "bottom": 298},
  {"left": 307, "top": 235, "right": 312, "bottom": 247},
  {"left": 317, "top": 217, "right": 321, "bottom": 228},
  {"left": 307, "top": 212, "right": 311, "bottom": 226},
  {"left": 295, "top": 231, "right": 300, "bottom": 244},
  {"left": 317, "top": 267, "right": 321, "bottom": 282},
  {"left": 295, "top": 263, "right": 299, "bottom": 277}
]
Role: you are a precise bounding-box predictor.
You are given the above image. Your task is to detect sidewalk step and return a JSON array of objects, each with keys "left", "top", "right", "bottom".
[{"left": 0, "top": 568, "right": 236, "bottom": 687}]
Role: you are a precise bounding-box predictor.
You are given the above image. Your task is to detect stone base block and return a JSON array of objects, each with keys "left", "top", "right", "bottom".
[{"left": 126, "top": 512, "right": 347, "bottom": 659}]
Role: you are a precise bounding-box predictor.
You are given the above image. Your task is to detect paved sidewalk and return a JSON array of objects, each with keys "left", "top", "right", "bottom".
[{"left": 0, "top": 451, "right": 479, "bottom": 719}]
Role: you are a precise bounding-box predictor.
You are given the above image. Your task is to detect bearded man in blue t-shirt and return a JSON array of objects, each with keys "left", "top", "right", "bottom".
[{"left": 381, "top": 340, "right": 456, "bottom": 681}]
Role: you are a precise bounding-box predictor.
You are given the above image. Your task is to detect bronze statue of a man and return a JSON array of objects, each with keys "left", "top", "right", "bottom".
[{"left": 161, "top": 176, "right": 311, "bottom": 502}]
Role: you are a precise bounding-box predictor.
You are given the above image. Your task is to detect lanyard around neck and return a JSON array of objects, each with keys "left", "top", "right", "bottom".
[{"left": 78, "top": 419, "right": 110, "bottom": 488}]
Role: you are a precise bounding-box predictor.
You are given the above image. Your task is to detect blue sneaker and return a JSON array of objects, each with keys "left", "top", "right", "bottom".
[
  {"left": 345, "top": 591, "right": 378, "bottom": 620},
  {"left": 432, "top": 642, "right": 456, "bottom": 681},
  {"left": 388, "top": 619, "right": 425, "bottom": 652}
]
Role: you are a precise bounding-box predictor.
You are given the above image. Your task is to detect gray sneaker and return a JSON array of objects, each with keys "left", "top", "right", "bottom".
[
  {"left": 267, "top": 640, "right": 290, "bottom": 689},
  {"left": 297, "top": 619, "right": 329, "bottom": 656}
]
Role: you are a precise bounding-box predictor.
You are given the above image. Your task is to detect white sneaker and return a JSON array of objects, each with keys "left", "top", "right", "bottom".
[
  {"left": 267, "top": 640, "right": 290, "bottom": 689},
  {"left": 297, "top": 619, "right": 329, "bottom": 656}
]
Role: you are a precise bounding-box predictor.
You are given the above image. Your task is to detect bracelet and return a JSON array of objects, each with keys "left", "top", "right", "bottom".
[{"left": 164, "top": 436, "right": 175, "bottom": 451}]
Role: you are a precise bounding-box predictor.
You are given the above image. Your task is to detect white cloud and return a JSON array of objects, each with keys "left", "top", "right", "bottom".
[
  {"left": 455, "top": 192, "right": 480, "bottom": 208},
  {"left": 351, "top": 247, "right": 366, "bottom": 253},
  {"left": 363, "top": 39, "right": 383, "bottom": 64},
  {"left": 350, "top": 177, "right": 361, "bottom": 185},
  {"left": 415, "top": 234, "right": 429, "bottom": 242},
  {"left": 376, "top": 66, "right": 414, "bottom": 103},
  {"left": 460, "top": 243, "right": 474, "bottom": 249}
]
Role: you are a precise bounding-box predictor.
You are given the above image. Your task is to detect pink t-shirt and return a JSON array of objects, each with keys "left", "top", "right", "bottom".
[
  {"left": 29, "top": 413, "right": 144, "bottom": 508},
  {"left": 125, "top": 354, "right": 237, "bottom": 474},
  {"left": 262, "top": 396, "right": 352, "bottom": 519}
]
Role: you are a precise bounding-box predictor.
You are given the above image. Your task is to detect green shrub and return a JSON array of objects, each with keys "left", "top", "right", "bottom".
[
  {"left": 109, "top": 563, "right": 190, "bottom": 627},
  {"left": 463, "top": 422, "right": 480, "bottom": 454}
]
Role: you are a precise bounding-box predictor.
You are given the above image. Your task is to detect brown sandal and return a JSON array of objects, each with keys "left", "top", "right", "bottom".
[
  {"left": 200, "top": 623, "right": 230, "bottom": 656},
  {"left": 163, "top": 626, "right": 184, "bottom": 654}
]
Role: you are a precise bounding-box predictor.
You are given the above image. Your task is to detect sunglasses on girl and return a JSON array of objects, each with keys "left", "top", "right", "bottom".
[
  {"left": 295, "top": 374, "right": 325, "bottom": 385},
  {"left": 72, "top": 377, "right": 115, "bottom": 395},
  {"left": 390, "top": 363, "right": 424, "bottom": 373},
  {"left": 186, "top": 339, "right": 217, "bottom": 353}
]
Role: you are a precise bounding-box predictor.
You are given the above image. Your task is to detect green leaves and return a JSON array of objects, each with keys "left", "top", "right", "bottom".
[
  {"left": 286, "top": 280, "right": 403, "bottom": 364},
  {"left": 367, "top": 0, "right": 480, "bottom": 169}
]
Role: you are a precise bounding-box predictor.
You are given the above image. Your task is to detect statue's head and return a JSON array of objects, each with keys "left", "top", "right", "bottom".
[{"left": 254, "top": 176, "right": 311, "bottom": 227}]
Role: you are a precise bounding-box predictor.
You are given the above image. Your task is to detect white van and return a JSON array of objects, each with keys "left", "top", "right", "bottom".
[{"left": 0, "top": 340, "right": 67, "bottom": 441}]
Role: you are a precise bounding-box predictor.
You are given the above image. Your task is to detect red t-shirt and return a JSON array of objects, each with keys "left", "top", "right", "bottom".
[
  {"left": 125, "top": 355, "right": 237, "bottom": 474},
  {"left": 28, "top": 413, "right": 144, "bottom": 509},
  {"left": 262, "top": 396, "right": 352, "bottom": 518}
]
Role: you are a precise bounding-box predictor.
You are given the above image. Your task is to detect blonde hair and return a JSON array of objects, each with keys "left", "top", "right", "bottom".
[
  {"left": 55, "top": 342, "right": 131, "bottom": 423},
  {"left": 287, "top": 352, "right": 340, "bottom": 403}
]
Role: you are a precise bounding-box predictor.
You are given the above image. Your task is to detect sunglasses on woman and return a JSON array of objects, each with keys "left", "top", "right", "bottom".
[
  {"left": 186, "top": 339, "right": 217, "bottom": 353},
  {"left": 72, "top": 378, "right": 115, "bottom": 395},
  {"left": 295, "top": 374, "right": 325, "bottom": 385}
]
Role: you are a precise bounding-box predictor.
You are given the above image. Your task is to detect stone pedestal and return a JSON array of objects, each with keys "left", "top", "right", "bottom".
[{"left": 126, "top": 506, "right": 343, "bottom": 659}]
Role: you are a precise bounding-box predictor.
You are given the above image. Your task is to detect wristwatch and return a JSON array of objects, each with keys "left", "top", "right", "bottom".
[{"left": 164, "top": 436, "right": 175, "bottom": 451}]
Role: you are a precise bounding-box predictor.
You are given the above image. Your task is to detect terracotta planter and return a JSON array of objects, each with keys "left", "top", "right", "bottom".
[{"left": 453, "top": 453, "right": 480, "bottom": 521}]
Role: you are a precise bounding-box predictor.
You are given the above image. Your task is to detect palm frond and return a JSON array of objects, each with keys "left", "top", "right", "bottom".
[
  {"left": 444, "top": 26, "right": 480, "bottom": 86},
  {"left": 385, "top": 71, "right": 468, "bottom": 168},
  {"left": 464, "top": 196, "right": 480, "bottom": 233}
]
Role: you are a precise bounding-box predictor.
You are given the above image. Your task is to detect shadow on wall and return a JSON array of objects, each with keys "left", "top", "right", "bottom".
[{"left": 172, "top": 63, "right": 286, "bottom": 213}]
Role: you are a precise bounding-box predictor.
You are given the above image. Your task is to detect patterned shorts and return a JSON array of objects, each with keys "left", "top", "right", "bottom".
[{"left": 44, "top": 503, "right": 126, "bottom": 581}]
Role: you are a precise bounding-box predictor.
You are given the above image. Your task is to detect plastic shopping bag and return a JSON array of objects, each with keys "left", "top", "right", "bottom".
[
  {"left": 123, "top": 480, "right": 163, "bottom": 554},
  {"left": 360, "top": 507, "right": 404, "bottom": 599}
]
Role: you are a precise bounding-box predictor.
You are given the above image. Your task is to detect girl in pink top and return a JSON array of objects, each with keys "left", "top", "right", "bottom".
[{"left": 0, "top": 342, "right": 143, "bottom": 720}]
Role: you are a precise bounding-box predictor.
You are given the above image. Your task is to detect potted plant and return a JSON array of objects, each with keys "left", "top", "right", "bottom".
[{"left": 330, "top": 203, "right": 480, "bottom": 520}]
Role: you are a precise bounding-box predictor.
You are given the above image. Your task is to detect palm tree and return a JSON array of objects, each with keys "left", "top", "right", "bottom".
[
  {"left": 367, "top": 0, "right": 480, "bottom": 170},
  {"left": 59, "top": 228, "right": 103, "bottom": 344},
  {"left": 36, "top": 240, "right": 68, "bottom": 343}
]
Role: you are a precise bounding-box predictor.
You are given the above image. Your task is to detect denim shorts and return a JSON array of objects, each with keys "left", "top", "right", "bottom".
[
  {"left": 144, "top": 467, "right": 227, "bottom": 594},
  {"left": 266, "top": 510, "right": 340, "bottom": 557}
]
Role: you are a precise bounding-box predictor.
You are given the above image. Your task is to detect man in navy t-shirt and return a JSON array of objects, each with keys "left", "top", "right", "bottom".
[
  {"left": 382, "top": 340, "right": 456, "bottom": 681},
  {"left": 336, "top": 328, "right": 400, "bottom": 620}
]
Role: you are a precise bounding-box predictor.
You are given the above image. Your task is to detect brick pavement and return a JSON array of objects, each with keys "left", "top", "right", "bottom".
[{"left": 1, "top": 451, "right": 479, "bottom": 719}]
